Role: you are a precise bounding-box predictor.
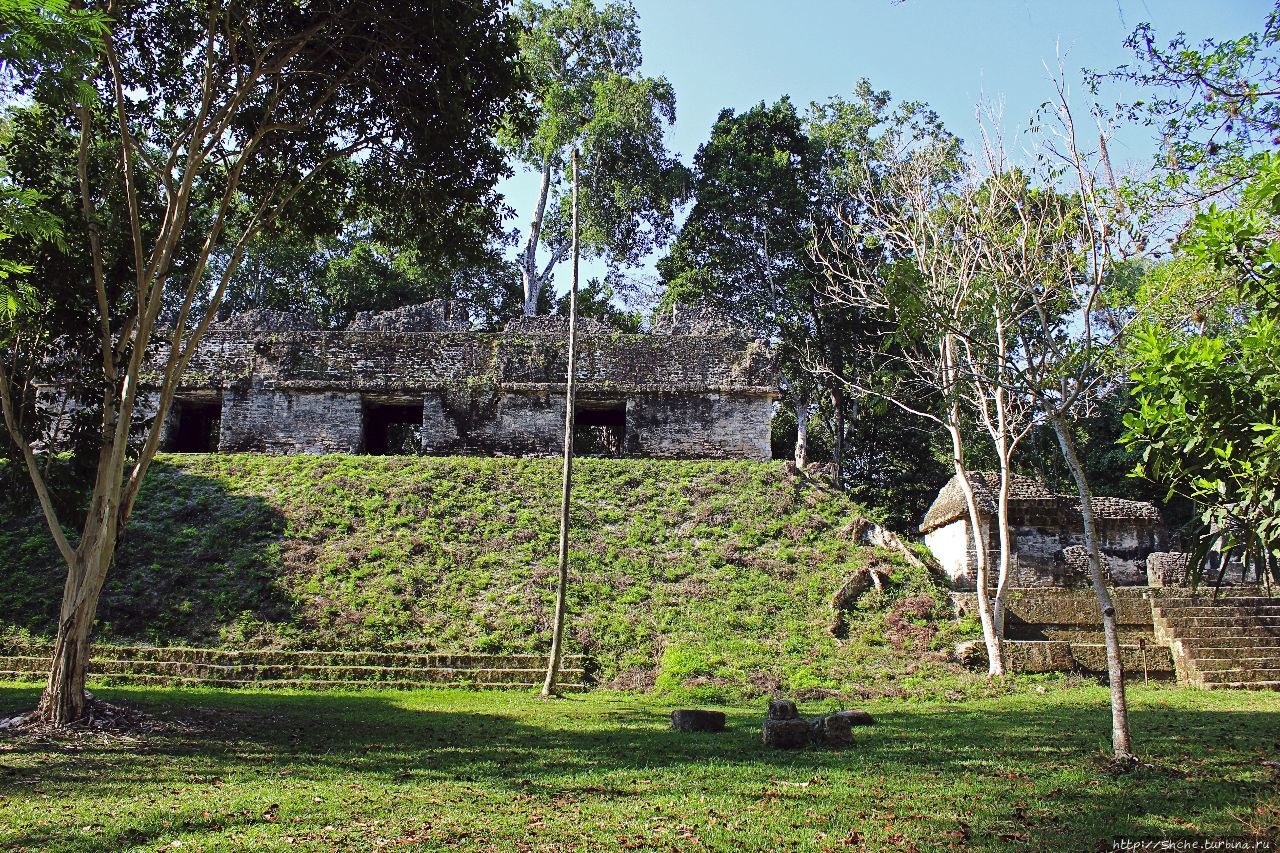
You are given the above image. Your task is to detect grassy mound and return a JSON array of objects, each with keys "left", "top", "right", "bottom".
[{"left": 0, "top": 454, "right": 980, "bottom": 700}]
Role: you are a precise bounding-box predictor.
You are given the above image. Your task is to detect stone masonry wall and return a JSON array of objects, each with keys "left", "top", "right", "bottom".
[
  {"left": 133, "top": 327, "right": 778, "bottom": 460},
  {"left": 164, "top": 330, "right": 776, "bottom": 396},
  {"left": 219, "top": 388, "right": 363, "bottom": 455},
  {"left": 626, "top": 394, "right": 773, "bottom": 459},
  {"left": 932, "top": 511, "right": 1168, "bottom": 590}
]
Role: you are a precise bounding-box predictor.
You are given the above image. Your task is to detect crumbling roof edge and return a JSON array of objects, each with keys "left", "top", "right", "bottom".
[{"left": 919, "top": 472, "right": 1163, "bottom": 534}]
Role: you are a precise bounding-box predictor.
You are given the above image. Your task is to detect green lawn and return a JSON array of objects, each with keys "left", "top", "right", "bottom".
[{"left": 1, "top": 683, "right": 1277, "bottom": 851}]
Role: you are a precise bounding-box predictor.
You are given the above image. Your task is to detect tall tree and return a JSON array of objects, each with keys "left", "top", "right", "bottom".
[
  {"left": 816, "top": 135, "right": 1019, "bottom": 677},
  {"left": 505, "top": 0, "right": 689, "bottom": 316},
  {"left": 660, "top": 83, "right": 956, "bottom": 476},
  {"left": 659, "top": 98, "right": 819, "bottom": 464},
  {"left": 542, "top": 148, "right": 579, "bottom": 698},
  {"left": 219, "top": 220, "right": 524, "bottom": 330},
  {"left": 0, "top": 0, "right": 524, "bottom": 725},
  {"left": 990, "top": 79, "right": 1146, "bottom": 762}
]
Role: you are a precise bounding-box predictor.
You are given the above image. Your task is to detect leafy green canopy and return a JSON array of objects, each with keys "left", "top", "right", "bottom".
[
  {"left": 1124, "top": 153, "right": 1280, "bottom": 582},
  {"left": 218, "top": 221, "right": 524, "bottom": 330},
  {"left": 505, "top": 0, "right": 689, "bottom": 312},
  {"left": 658, "top": 84, "right": 957, "bottom": 511},
  {"left": 0, "top": 0, "right": 104, "bottom": 323},
  {"left": 0, "top": 0, "right": 526, "bottom": 514}
]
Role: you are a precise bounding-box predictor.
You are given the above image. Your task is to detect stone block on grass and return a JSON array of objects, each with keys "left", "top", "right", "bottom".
[
  {"left": 955, "top": 640, "right": 987, "bottom": 670},
  {"left": 767, "top": 699, "right": 799, "bottom": 720},
  {"left": 762, "top": 718, "right": 810, "bottom": 749},
  {"left": 808, "top": 714, "right": 853, "bottom": 746},
  {"left": 671, "top": 709, "right": 726, "bottom": 732},
  {"left": 833, "top": 709, "right": 876, "bottom": 726}
]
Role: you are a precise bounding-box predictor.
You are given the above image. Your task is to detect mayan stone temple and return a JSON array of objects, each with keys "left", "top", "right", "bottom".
[{"left": 127, "top": 302, "right": 780, "bottom": 460}]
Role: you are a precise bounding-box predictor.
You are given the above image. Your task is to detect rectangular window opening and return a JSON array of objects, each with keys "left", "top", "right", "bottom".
[
  {"left": 364, "top": 401, "right": 423, "bottom": 456},
  {"left": 166, "top": 399, "right": 221, "bottom": 453},
  {"left": 574, "top": 401, "right": 625, "bottom": 457}
]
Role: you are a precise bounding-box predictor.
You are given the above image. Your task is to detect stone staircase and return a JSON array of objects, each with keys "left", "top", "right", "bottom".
[
  {"left": 0, "top": 645, "right": 590, "bottom": 692},
  {"left": 1152, "top": 591, "right": 1280, "bottom": 690}
]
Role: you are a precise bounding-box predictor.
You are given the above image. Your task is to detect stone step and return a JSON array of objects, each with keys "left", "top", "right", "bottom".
[
  {"left": 1195, "top": 666, "right": 1280, "bottom": 682},
  {"left": 1204, "top": 680, "right": 1280, "bottom": 691},
  {"left": 1183, "top": 654, "right": 1280, "bottom": 670},
  {"left": 1, "top": 656, "right": 584, "bottom": 682},
  {"left": 0, "top": 655, "right": 588, "bottom": 691},
  {"left": 1005, "top": 628, "right": 1157, "bottom": 644},
  {"left": 1155, "top": 605, "right": 1280, "bottom": 618},
  {"left": 1176, "top": 636, "right": 1280, "bottom": 651},
  {"left": 1156, "top": 596, "right": 1280, "bottom": 609},
  {"left": 1162, "top": 615, "right": 1280, "bottom": 628},
  {"left": 0, "top": 645, "right": 585, "bottom": 670},
  {"left": 1165, "top": 625, "right": 1280, "bottom": 640},
  {"left": 0, "top": 670, "right": 588, "bottom": 692}
]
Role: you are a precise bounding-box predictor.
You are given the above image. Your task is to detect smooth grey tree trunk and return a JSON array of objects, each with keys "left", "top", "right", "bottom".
[
  {"left": 521, "top": 159, "right": 554, "bottom": 317},
  {"left": 831, "top": 388, "right": 844, "bottom": 489},
  {"left": 1051, "top": 413, "right": 1134, "bottom": 759},
  {"left": 942, "top": 340, "right": 1004, "bottom": 676},
  {"left": 794, "top": 390, "right": 809, "bottom": 469}
]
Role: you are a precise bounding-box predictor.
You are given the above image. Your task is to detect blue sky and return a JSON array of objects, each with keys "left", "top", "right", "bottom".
[{"left": 501, "top": 0, "right": 1273, "bottom": 303}]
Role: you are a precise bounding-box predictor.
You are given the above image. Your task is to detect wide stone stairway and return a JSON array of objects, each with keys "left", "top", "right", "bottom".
[
  {"left": 955, "top": 586, "right": 1280, "bottom": 689},
  {"left": 0, "top": 645, "right": 589, "bottom": 692},
  {"left": 1153, "top": 591, "right": 1280, "bottom": 690}
]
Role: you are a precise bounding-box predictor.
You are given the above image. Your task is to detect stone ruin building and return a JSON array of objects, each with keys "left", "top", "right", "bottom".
[
  {"left": 105, "top": 302, "right": 780, "bottom": 461},
  {"left": 920, "top": 472, "right": 1175, "bottom": 589}
]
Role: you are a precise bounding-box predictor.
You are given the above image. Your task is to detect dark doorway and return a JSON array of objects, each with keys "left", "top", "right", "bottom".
[
  {"left": 574, "top": 401, "right": 625, "bottom": 457},
  {"left": 167, "top": 399, "right": 221, "bottom": 453},
  {"left": 364, "top": 401, "right": 423, "bottom": 456}
]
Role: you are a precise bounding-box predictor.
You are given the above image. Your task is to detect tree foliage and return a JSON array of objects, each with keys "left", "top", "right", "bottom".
[
  {"left": 660, "top": 82, "right": 957, "bottom": 484},
  {"left": 219, "top": 220, "right": 524, "bottom": 330},
  {"left": 0, "top": 0, "right": 527, "bottom": 724},
  {"left": 1107, "top": 2, "right": 1280, "bottom": 200},
  {"left": 1124, "top": 152, "right": 1280, "bottom": 584},
  {"left": 506, "top": 0, "right": 689, "bottom": 315}
]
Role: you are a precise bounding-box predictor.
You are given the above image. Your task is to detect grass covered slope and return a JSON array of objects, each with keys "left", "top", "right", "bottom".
[{"left": 0, "top": 455, "right": 972, "bottom": 698}]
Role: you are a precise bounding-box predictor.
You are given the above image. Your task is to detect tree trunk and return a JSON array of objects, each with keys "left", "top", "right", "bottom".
[
  {"left": 942, "top": 336, "right": 1004, "bottom": 676},
  {"left": 949, "top": 419, "right": 1005, "bottom": 676},
  {"left": 992, "top": 455, "right": 1014, "bottom": 643},
  {"left": 1051, "top": 414, "right": 1134, "bottom": 761},
  {"left": 38, "top": 541, "right": 113, "bottom": 724},
  {"left": 521, "top": 158, "right": 555, "bottom": 317},
  {"left": 831, "top": 387, "right": 844, "bottom": 490},
  {"left": 794, "top": 390, "right": 809, "bottom": 469},
  {"left": 542, "top": 150, "right": 579, "bottom": 698},
  {"left": 988, "top": 320, "right": 1014, "bottom": 643}
]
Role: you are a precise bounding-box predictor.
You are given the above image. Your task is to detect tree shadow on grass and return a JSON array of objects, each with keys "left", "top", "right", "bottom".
[
  {"left": 0, "top": 460, "right": 291, "bottom": 646},
  {"left": 1, "top": 685, "right": 1278, "bottom": 850}
]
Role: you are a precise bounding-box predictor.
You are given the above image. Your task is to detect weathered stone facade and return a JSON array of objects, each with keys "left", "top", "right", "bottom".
[
  {"left": 921, "top": 473, "right": 1170, "bottom": 589},
  {"left": 109, "top": 303, "right": 780, "bottom": 460}
]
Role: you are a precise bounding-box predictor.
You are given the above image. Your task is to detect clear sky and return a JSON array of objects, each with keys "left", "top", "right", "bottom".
[{"left": 501, "top": 0, "right": 1274, "bottom": 302}]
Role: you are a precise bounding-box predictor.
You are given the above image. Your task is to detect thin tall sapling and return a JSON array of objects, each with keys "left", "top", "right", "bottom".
[
  {"left": 505, "top": 0, "right": 688, "bottom": 316},
  {"left": 814, "top": 136, "right": 1015, "bottom": 675},
  {"left": 995, "top": 78, "right": 1148, "bottom": 762}
]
